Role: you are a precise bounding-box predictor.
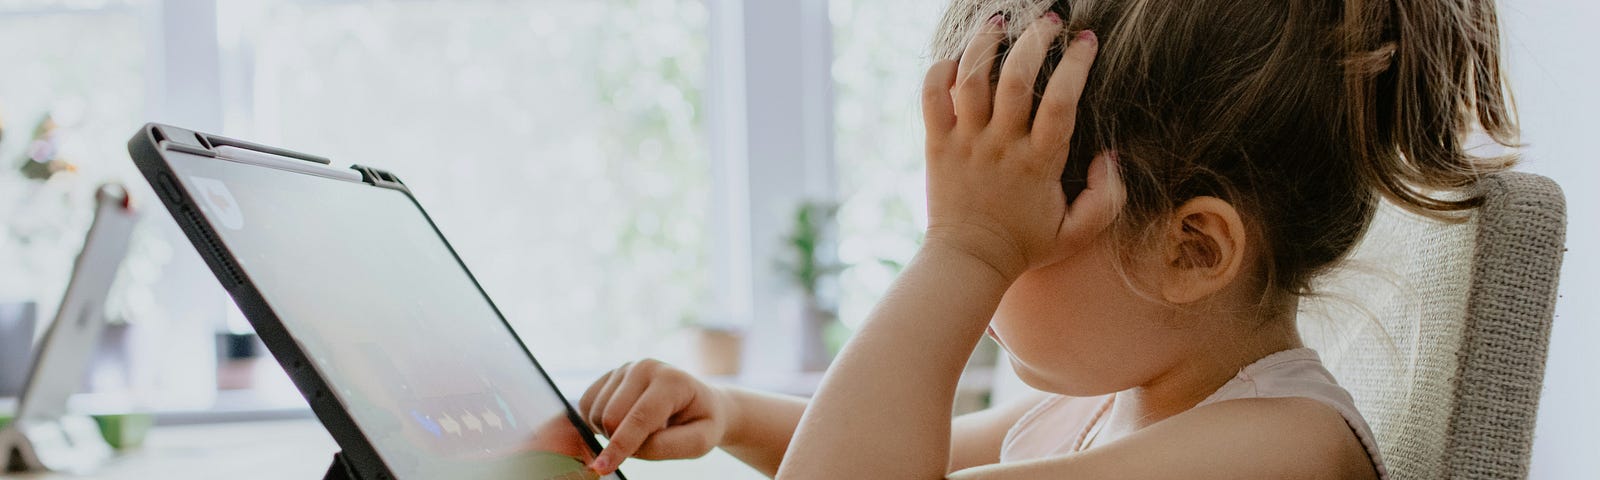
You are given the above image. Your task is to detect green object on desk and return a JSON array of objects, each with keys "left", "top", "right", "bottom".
[
  {"left": 0, "top": 412, "right": 153, "bottom": 450},
  {"left": 93, "top": 413, "right": 154, "bottom": 450}
]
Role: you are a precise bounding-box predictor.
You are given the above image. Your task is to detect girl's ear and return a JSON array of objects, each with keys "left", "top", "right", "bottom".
[{"left": 1159, "top": 197, "right": 1249, "bottom": 304}]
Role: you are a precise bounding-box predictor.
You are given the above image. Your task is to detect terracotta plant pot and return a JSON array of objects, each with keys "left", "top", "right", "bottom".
[
  {"left": 693, "top": 328, "right": 743, "bottom": 376},
  {"left": 799, "top": 299, "right": 838, "bottom": 372}
]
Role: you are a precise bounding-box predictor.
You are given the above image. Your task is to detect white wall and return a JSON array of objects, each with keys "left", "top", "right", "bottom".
[{"left": 1499, "top": 1, "right": 1600, "bottom": 477}]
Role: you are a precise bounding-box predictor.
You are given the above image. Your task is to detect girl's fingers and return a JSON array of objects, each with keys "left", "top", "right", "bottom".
[
  {"left": 633, "top": 420, "right": 718, "bottom": 460},
  {"left": 578, "top": 371, "right": 612, "bottom": 414},
  {"left": 599, "top": 368, "right": 651, "bottom": 435},
  {"left": 586, "top": 363, "right": 630, "bottom": 433},
  {"left": 1061, "top": 153, "right": 1125, "bottom": 243},
  {"left": 954, "top": 13, "right": 1007, "bottom": 129},
  {"left": 1033, "top": 30, "right": 1099, "bottom": 155},
  {"left": 993, "top": 15, "right": 1064, "bottom": 133},
  {"left": 922, "top": 60, "right": 959, "bottom": 139},
  {"left": 591, "top": 385, "right": 676, "bottom": 474}
]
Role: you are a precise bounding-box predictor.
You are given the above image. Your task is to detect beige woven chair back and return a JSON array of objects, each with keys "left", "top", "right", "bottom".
[{"left": 1301, "top": 172, "right": 1566, "bottom": 479}]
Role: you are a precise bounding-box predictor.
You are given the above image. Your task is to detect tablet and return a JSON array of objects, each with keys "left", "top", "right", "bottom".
[{"left": 127, "top": 124, "right": 620, "bottom": 480}]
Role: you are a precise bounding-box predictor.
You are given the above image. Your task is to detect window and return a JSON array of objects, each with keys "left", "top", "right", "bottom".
[
  {"left": 0, "top": 0, "right": 148, "bottom": 317},
  {"left": 3, "top": 0, "right": 944, "bottom": 382},
  {"left": 830, "top": 0, "right": 945, "bottom": 330},
  {"left": 224, "top": 0, "right": 711, "bottom": 371}
]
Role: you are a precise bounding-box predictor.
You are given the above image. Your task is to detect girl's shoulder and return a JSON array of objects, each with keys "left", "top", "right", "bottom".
[
  {"left": 978, "top": 349, "right": 1385, "bottom": 480},
  {"left": 958, "top": 394, "right": 1379, "bottom": 480},
  {"left": 1197, "top": 348, "right": 1387, "bottom": 479}
]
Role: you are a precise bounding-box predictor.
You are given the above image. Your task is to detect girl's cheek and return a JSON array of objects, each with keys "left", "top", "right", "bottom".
[
  {"left": 990, "top": 242, "right": 1142, "bottom": 386},
  {"left": 991, "top": 278, "right": 1079, "bottom": 372}
]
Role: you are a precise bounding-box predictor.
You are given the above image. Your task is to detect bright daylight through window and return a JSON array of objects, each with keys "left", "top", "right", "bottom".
[
  {"left": 0, "top": 0, "right": 147, "bottom": 308},
  {"left": 228, "top": 0, "right": 711, "bottom": 372},
  {"left": 830, "top": 0, "right": 945, "bottom": 332},
  {"left": 0, "top": 0, "right": 710, "bottom": 378}
]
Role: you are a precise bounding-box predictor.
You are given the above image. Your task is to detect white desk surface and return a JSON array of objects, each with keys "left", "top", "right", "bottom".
[{"left": 12, "top": 419, "right": 762, "bottom": 479}]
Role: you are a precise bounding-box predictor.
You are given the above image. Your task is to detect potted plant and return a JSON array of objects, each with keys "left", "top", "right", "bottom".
[{"left": 778, "top": 201, "right": 848, "bottom": 372}]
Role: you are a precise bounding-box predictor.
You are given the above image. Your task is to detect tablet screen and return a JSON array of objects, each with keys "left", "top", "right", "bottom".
[{"left": 167, "top": 151, "right": 615, "bottom": 480}]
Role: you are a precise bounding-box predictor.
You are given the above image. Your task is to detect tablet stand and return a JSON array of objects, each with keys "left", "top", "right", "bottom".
[
  {"left": 322, "top": 452, "right": 357, "bottom": 480},
  {"left": 0, "top": 185, "right": 138, "bottom": 474},
  {"left": 1, "top": 416, "right": 112, "bottom": 474}
]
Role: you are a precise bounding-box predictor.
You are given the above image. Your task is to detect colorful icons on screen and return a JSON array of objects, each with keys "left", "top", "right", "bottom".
[
  {"left": 409, "top": 393, "right": 520, "bottom": 439},
  {"left": 411, "top": 410, "right": 443, "bottom": 437},
  {"left": 495, "top": 393, "right": 518, "bottom": 429}
]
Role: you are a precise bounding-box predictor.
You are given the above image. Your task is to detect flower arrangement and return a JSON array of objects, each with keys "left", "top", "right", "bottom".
[{"left": 1, "top": 113, "right": 83, "bottom": 299}]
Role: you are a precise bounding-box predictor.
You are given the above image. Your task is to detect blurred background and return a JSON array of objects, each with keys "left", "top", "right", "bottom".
[{"left": 0, "top": 0, "right": 1593, "bottom": 478}]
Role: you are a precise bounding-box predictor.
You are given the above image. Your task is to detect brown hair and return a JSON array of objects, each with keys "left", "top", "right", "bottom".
[{"left": 930, "top": 0, "right": 1517, "bottom": 299}]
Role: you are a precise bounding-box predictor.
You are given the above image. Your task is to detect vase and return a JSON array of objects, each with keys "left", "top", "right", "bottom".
[
  {"left": 799, "top": 296, "right": 837, "bottom": 372},
  {"left": 693, "top": 328, "right": 743, "bottom": 376}
]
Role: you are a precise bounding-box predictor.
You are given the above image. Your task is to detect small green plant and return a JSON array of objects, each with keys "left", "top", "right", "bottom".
[
  {"left": 778, "top": 200, "right": 849, "bottom": 370},
  {"left": 777, "top": 201, "right": 845, "bottom": 299}
]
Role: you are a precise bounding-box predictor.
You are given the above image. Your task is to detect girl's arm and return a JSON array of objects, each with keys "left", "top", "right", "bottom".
[
  {"left": 720, "top": 388, "right": 1047, "bottom": 477},
  {"left": 716, "top": 387, "right": 802, "bottom": 477},
  {"left": 777, "top": 244, "right": 1012, "bottom": 478},
  {"left": 947, "top": 392, "right": 1048, "bottom": 472},
  {"left": 579, "top": 361, "right": 1047, "bottom": 477},
  {"left": 776, "top": 12, "right": 1116, "bottom": 479}
]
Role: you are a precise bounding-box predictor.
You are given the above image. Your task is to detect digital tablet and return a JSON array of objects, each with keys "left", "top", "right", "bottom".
[{"left": 126, "top": 124, "right": 620, "bottom": 480}]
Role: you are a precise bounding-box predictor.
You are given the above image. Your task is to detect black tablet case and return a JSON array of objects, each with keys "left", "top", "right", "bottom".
[{"left": 127, "top": 123, "right": 617, "bottom": 480}]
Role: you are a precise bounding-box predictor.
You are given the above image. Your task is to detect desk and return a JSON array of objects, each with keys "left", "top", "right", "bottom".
[{"left": 13, "top": 420, "right": 762, "bottom": 479}]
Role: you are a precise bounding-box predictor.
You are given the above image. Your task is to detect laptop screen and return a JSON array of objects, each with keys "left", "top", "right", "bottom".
[{"left": 166, "top": 149, "right": 616, "bottom": 480}]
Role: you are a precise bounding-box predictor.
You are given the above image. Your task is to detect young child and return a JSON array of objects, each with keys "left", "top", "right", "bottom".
[{"left": 579, "top": 0, "right": 1514, "bottom": 477}]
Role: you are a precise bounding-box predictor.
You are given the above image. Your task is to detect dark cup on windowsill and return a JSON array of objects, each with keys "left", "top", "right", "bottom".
[{"left": 215, "top": 332, "right": 265, "bottom": 390}]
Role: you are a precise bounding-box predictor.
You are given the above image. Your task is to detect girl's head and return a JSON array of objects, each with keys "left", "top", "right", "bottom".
[{"left": 937, "top": 0, "right": 1517, "bottom": 393}]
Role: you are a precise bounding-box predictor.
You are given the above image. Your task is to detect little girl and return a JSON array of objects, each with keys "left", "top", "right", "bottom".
[{"left": 579, "top": 0, "right": 1514, "bottom": 478}]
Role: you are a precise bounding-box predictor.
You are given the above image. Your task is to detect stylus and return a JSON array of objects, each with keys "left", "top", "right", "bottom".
[{"left": 211, "top": 145, "right": 365, "bottom": 183}]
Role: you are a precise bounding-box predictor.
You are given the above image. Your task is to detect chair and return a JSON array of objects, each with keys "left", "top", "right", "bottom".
[{"left": 1302, "top": 171, "right": 1567, "bottom": 479}]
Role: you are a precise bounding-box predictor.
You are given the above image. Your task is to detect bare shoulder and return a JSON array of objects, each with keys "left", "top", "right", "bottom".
[{"left": 949, "top": 396, "right": 1378, "bottom": 480}]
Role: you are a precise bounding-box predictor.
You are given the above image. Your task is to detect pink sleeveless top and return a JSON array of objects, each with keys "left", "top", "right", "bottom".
[{"left": 1000, "top": 348, "right": 1388, "bottom": 478}]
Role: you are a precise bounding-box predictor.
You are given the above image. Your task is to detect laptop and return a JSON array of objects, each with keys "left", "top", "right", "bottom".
[
  {"left": 0, "top": 184, "right": 139, "bottom": 473},
  {"left": 126, "top": 124, "right": 621, "bottom": 480}
]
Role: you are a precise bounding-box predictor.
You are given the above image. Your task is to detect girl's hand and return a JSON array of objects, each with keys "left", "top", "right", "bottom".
[
  {"left": 578, "top": 359, "right": 730, "bottom": 475},
  {"left": 922, "top": 13, "right": 1122, "bottom": 280}
]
